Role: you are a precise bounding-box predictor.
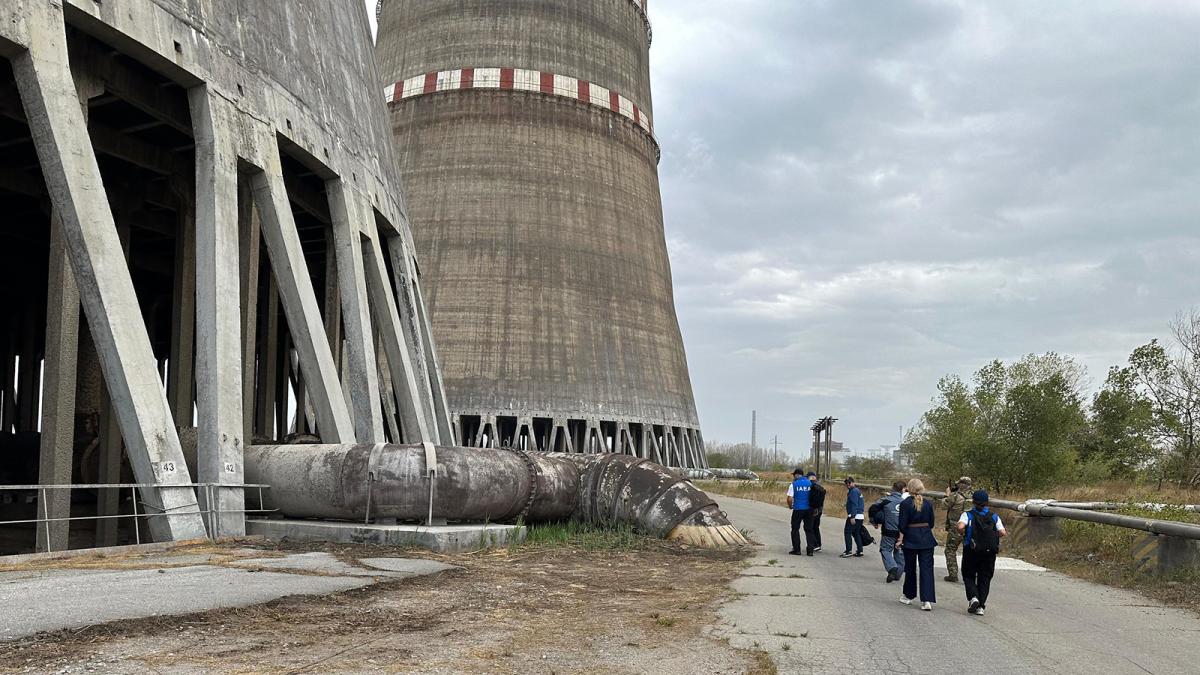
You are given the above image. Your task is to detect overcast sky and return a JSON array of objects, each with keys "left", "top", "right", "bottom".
[{"left": 369, "top": 1, "right": 1200, "bottom": 454}]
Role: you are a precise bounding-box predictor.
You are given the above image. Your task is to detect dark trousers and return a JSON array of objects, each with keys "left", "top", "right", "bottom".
[
  {"left": 790, "top": 509, "right": 814, "bottom": 553},
  {"left": 843, "top": 518, "right": 864, "bottom": 553},
  {"left": 811, "top": 511, "right": 823, "bottom": 548},
  {"left": 962, "top": 547, "right": 997, "bottom": 606},
  {"left": 902, "top": 547, "right": 936, "bottom": 603}
]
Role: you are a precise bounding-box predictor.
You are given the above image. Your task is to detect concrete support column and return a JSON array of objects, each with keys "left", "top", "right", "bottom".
[
  {"left": 375, "top": 339, "right": 402, "bottom": 442},
  {"left": 550, "top": 418, "right": 574, "bottom": 453},
  {"left": 386, "top": 234, "right": 454, "bottom": 444},
  {"left": 327, "top": 182, "right": 384, "bottom": 443},
  {"left": 362, "top": 231, "right": 431, "bottom": 443},
  {"left": 237, "top": 180, "right": 260, "bottom": 442},
  {"left": 248, "top": 136, "right": 354, "bottom": 443},
  {"left": 167, "top": 188, "right": 196, "bottom": 425},
  {"left": 0, "top": 331, "right": 15, "bottom": 431},
  {"left": 189, "top": 88, "right": 245, "bottom": 536},
  {"left": 10, "top": 2, "right": 205, "bottom": 542},
  {"left": 16, "top": 311, "right": 40, "bottom": 432},
  {"left": 94, "top": 388, "right": 123, "bottom": 546},
  {"left": 254, "top": 280, "right": 280, "bottom": 439},
  {"left": 36, "top": 212, "right": 79, "bottom": 552}
]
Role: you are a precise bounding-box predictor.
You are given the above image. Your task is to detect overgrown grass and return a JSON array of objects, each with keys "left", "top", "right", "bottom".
[{"left": 521, "top": 520, "right": 650, "bottom": 552}]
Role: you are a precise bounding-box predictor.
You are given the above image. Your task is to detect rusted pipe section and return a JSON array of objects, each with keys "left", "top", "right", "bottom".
[
  {"left": 244, "top": 444, "right": 746, "bottom": 547},
  {"left": 569, "top": 453, "right": 748, "bottom": 546}
]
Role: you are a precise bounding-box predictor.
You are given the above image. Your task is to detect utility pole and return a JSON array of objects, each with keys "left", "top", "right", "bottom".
[
  {"left": 810, "top": 416, "right": 838, "bottom": 481},
  {"left": 751, "top": 410, "right": 757, "bottom": 450},
  {"left": 772, "top": 435, "right": 780, "bottom": 467}
]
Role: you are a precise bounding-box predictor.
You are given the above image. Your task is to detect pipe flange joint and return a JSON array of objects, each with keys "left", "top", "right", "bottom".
[{"left": 499, "top": 446, "right": 539, "bottom": 522}]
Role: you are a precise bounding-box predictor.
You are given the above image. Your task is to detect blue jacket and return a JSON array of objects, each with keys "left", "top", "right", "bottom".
[
  {"left": 873, "top": 491, "right": 905, "bottom": 533},
  {"left": 845, "top": 486, "right": 864, "bottom": 518},
  {"left": 898, "top": 496, "right": 938, "bottom": 550},
  {"left": 790, "top": 477, "right": 812, "bottom": 510}
]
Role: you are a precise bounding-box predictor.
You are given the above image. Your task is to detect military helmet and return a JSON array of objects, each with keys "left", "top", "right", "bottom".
[{"left": 957, "top": 476, "right": 973, "bottom": 486}]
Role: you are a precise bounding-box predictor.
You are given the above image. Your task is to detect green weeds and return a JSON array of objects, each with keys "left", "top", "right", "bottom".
[{"left": 522, "top": 520, "right": 649, "bottom": 552}]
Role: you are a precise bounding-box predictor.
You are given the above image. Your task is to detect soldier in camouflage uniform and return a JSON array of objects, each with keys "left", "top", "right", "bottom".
[{"left": 941, "top": 477, "right": 972, "bottom": 582}]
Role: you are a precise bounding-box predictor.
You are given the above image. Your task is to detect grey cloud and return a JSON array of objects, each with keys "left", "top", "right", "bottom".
[{"left": 651, "top": 0, "right": 1200, "bottom": 451}]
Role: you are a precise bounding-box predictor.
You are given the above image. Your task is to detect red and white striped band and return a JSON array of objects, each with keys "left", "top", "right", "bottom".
[{"left": 385, "top": 68, "right": 657, "bottom": 141}]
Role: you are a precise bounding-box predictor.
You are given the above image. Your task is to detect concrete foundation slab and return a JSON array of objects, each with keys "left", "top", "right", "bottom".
[
  {"left": 234, "top": 551, "right": 458, "bottom": 578},
  {"left": 358, "top": 558, "right": 460, "bottom": 576},
  {"left": 246, "top": 519, "right": 525, "bottom": 553},
  {"left": 0, "top": 565, "right": 369, "bottom": 641},
  {"left": 236, "top": 551, "right": 390, "bottom": 577}
]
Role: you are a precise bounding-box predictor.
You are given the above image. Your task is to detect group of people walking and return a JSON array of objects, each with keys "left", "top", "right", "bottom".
[{"left": 788, "top": 471, "right": 1008, "bottom": 615}]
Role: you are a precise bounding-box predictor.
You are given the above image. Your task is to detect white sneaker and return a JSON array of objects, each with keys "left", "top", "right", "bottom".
[
  {"left": 968, "top": 597, "right": 981, "bottom": 614},
  {"left": 899, "top": 596, "right": 912, "bottom": 605},
  {"left": 976, "top": 607, "right": 985, "bottom": 616},
  {"left": 921, "top": 602, "right": 932, "bottom": 611}
]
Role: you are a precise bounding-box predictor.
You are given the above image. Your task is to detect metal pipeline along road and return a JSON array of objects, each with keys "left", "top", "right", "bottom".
[
  {"left": 245, "top": 444, "right": 748, "bottom": 547},
  {"left": 857, "top": 482, "right": 1200, "bottom": 541}
]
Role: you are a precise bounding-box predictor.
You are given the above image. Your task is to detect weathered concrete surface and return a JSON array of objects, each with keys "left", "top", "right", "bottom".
[
  {"left": 0, "top": 551, "right": 458, "bottom": 641},
  {"left": 234, "top": 551, "right": 458, "bottom": 578},
  {"left": 247, "top": 519, "right": 526, "bottom": 553},
  {"left": 1, "top": 0, "right": 452, "bottom": 546},
  {"left": 0, "top": 565, "right": 365, "bottom": 641},
  {"left": 715, "top": 495, "right": 1200, "bottom": 674},
  {"left": 378, "top": 1, "right": 705, "bottom": 462}
]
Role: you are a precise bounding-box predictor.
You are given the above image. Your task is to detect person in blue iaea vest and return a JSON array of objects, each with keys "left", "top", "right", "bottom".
[{"left": 786, "top": 468, "right": 816, "bottom": 556}]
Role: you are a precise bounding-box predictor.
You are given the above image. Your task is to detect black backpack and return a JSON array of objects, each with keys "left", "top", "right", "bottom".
[
  {"left": 968, "top": 510, "right": 1000, "bottom": 554},
  {"left": 867, "top": 499, "right": 885, "bottom": 525}
]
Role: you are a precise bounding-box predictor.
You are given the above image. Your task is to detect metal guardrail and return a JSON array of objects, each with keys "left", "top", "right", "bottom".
[
  {"left": 855, "top": 482, "right": 1200, "bottom": 541},
  {"left": 0, "top": 483, "right": 274, "bottom": 552}
]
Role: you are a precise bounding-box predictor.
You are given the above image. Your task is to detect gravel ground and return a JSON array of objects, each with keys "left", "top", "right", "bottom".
[{"left": 0, "top": 540, "right": 765, "bottom": 674}]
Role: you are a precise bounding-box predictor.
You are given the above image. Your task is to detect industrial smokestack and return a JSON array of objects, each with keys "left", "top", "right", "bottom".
[{"left": 376, "top": 1, "right": 706, "bottom": 468}]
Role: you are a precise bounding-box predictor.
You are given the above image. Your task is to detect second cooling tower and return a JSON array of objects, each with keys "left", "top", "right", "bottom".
[{"left": 377, "top": 0, "right": 706, "bottom": 469}]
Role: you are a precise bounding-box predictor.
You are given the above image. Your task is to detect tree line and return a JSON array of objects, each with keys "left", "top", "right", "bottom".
[
  {"left": 907, "top": 310, "right": 1200, "bottom": 491},
  {"left": 706, "top": 442, "right": 801, "bottom": 472}
]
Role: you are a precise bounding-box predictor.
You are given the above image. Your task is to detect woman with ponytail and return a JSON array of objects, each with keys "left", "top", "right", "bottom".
[{"left": 897, "top": 478, "right": 937, "bottom": 610}]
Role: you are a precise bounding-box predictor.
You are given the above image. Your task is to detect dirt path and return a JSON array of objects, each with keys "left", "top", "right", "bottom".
[{"left": 0, "top": 541, "right": 766, "bottom": 674}]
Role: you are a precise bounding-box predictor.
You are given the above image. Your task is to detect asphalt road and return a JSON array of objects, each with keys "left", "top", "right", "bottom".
[{"left": 712, "top": 494, "right": 1200, "bottom": 674}]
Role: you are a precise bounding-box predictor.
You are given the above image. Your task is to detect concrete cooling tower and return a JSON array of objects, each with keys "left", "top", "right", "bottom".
[
  {"left": 0, "top": 0, "right": 449, "bottom": 550},
  {"left": 377, "top": 0, "right": 707, "bottom": 469}
]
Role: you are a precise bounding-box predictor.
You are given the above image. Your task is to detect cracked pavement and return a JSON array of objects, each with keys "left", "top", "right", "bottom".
[{"left": 712, "top": 495, "right": 1200, "bottom": 674}]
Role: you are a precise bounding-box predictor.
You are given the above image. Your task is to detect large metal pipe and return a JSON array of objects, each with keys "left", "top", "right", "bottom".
[
  {"left": 856, "top": 482, "right": 1200, "bottom": 540},
  {"left": 245, "top": 445, "right": 746, "bottom": 547},
  {"left": 1033, "top": 501, "right": 1200, "bottom": 513},
  {"left": 1018, "top": 501, "right": 1200, "bottom": 539}
]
